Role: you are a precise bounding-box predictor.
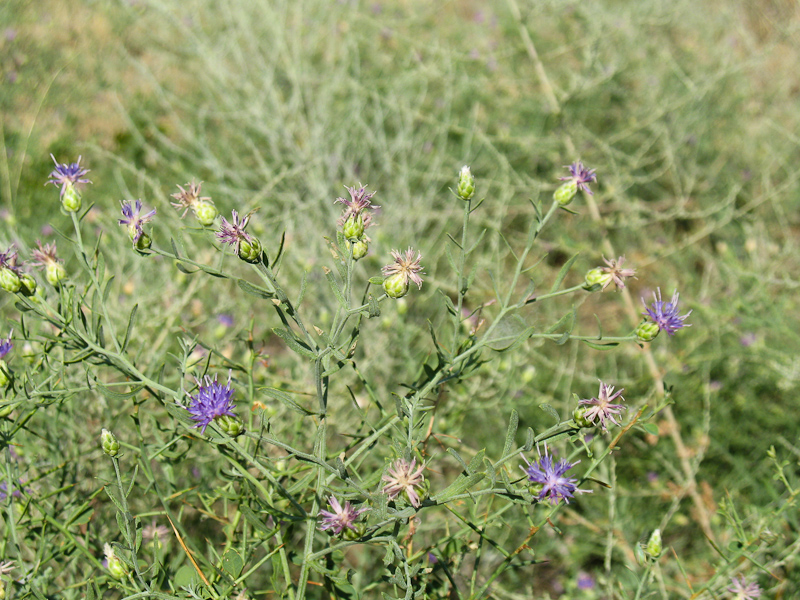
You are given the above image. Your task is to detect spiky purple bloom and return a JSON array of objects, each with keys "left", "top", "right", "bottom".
[
  {"left": 46, "top": 155, "right": 91, "bottom": 197},
  {"left": 318, "top": 495, "right": 368, "bottom": 535},
  {"left": 186, "top": 373, "right": 237, "bottom": 433},
  {"left": 642, "top": 288, "right": 692, "bottom": 336},
  {"left": 382, "top": 458, "right": 425, "bottom": 508},
  {"left": 382, "top": 248, "right": 425, "bottom": 290},
  {"left": 118, "top": 200, "right": 156, "bottom": 244},
  {"left": 521, "top": 448, "right": 591, "bottom": 504},
  {"left": 727, "top": 575, "right": 761, "bottom": 600},
  {"left": 335, "top": 184, "right": 379, "bottom": 228},
  {"left": 0, "top": 245, "right": 19, "bottom": 272},
  {"left": 599, "top": 256, "right": 636, "bottom": 290},
  {"left": 217, "top": 210, "right": 255, "bottom": 255},
  {"left": 559, "top": 161, "right": 597, "bottom": 195},
  {"left": 0, "top": 330, "right": 12, "bottom": 361},
  {"left": 579, "top": 381, "right": 627, "bottom": 431}
]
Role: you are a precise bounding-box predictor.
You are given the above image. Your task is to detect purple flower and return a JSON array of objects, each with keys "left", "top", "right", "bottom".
[
  {"left": 46, "top": 155, "right": 91, "bottom": 197},
  {"left": 727, "top": 575, "right": 761, "bottom": 599},
  {"left": 335, "top": 184, "right": 379, "bottom": 228},
  {"left": 118, "top": 200, "right": 156, "bottom": 244},
  {"left": 382, "top": 248, "right": 425, "bottom": 290},
  {"left": 0, "top": 330, "right": 12, "bottom": 361},
  {"left": 186, "top": 373, "right": 237, "bottom": 433},
  {"left": 30, "top": 241, "right": 61, "bottom": 268},
  {"left": 577, "top": 571, "right": 595, "bottom": 590},
  {"left": 217, "top": 314, "right": 234, "bottom": 328},
  {"left": 382, "top": 458, "right": 426, "bottom": 508},
  {"left": 578, "top": 381, "right": 627, "bottom": 431},
  {"left": 0, "top": 479, "right": 29, "bottom": 501},
  {"left": 318, "top": 495, "right": 368, "bottom": 535},
  {"left": 0, "top": 245, "right": 19, "bottom": 272},
  {"left": 521, "top": 447, "right": 590, "bottom": 504},
  {"left": 559, "top": 161, "right": 597, "bottom": 195},
  {"left": 642, "top": 288, "right": 692, "bottom": 336},
  {"left": 217, "top": 210, "right": 256, "bottom": 255}
]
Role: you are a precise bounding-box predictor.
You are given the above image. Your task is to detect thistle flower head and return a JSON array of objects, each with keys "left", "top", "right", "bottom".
[
  {"left": 30, "top": 241, "right": 62, "bottom": 268},
  {"left": 642, "top": 288, "right": 692, "bottom": 336},
  {"left": 521, "top": 447, "right": 591, "bottom": 504},
  {"left": 118, "top": 200, "right": 156, "bottom": 244},
  {"left": 171, "top": 181, "right": 215, "bottom": 217},
  {"left": 46, "top": 155, "right": 91, "bottom": 197},
  {"left": 318, "top": 495, "right": 368, "bottom": 535},
  {"left": 382, "top": 457, "right": 426, "bottom": 508},
  {"left": 578, "top": 381, "right": 627, "bottom": 431},
  {"left": 0, "top": 330, "right": 12, "bottom": 361},
  {"left": 382, "top": 248, "right": 425, "bottom": 290},
  {"left": 335, "top": 184, "right": 379, "bottom": 228},
  {"left": 559, "top": 161, "right": 597, "bottom": 195},
  {"left": 727, "top": 575, "right": 761, "bottom": 600},
  {"left": 186, "top": 372, "right": 237, "bottom": 434},
  {"left": 0, "top": 245, "right": 19, "bottom": 271},
  {"left": 599, "top": 256, "right": 636, "bottom": 290},
  {"left": 217, "top": 210, "right": 256, "bottom": 254}
]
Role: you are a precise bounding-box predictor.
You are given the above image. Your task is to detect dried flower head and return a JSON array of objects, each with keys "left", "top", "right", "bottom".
[
  {"left": 335, "top": 184, "right": 379, "bottom": 228},
  {"left": 186, "top": 372, "right": 237, "bottom": 434},
  {"left": 382, "top": 248, "right": 424, "bottom": 290},
  {"left": 559, "top": 161, "right": 597, "bottom": 195},
  {"left": 578, "top": 381, "right": 626, "bottom": 431},
  {"left": 521, "top": 447, "right": 590, "bottom": 504},
  {"left": 142, "top": 520, "right": 171, "bottom": 544},
  {"left": 171, "top": 181, "right": 209, "bottom": 216},
  {"left": 642, "top": 288, "right": 692, "bottom": 336},
  {"left": 382, "top": 458, "right": 426, "bottom": 508},
  {"left": 599, "top": 256, "right": 636, "bottom": 290},
  {"left": 30, "top": 241, "right": 61, "bottom": 267},
  {"left": 118, "top": 200, "right": 156, "bottom": 244},
  {"left": 46, "top": 155, "right": 91, "bottom": 197},
  {"left": 318, "top": 495, "right": 368, "bottom": 535},
  {"left": 727, "top": 575, "right": 762, "bottom": 600}
]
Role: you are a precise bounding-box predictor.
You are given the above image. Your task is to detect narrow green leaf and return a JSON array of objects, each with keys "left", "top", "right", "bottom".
[
  {"left": 272, "top": 328, "right": 316, "bottom": 358},
  {"left": 582, "top": 340, "right": 619, "bottom": 350},
  {"left": 503, "top": 410, "right": 519, "bottom": 457},
  {"left": 262, "top": 387, "right": 315, "bottom": 415},
  {"left": 549, "top": 253, "right": 580, "bottom": 294},
  {"left": 324, "top": 268, "right": 348, "bottom": 310},
  {"left": 237, "top": 279, "right": 273, "bottom": 299},
  {"left": 432, "top": 472, "right": 486, "bottom": 503},
  {"left": 539, "top": 403, "right": 560, "bottom": 423},
  {"left": 121, "top": 304, "right": 138, "bottom": 352}
]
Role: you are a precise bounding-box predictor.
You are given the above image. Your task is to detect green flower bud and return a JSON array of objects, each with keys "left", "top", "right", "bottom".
[
  {"left": 342, "top": 214, "right": 365, "bottom": 242},
  {"left": 343, "top": 523, "right": 366, "bottom": 541},
  {"left": 0, "top": 578, "right": 6, "bottom": 600},
  {"left": 351, "top": 237, "right": 369, "bottom": 260},
  {"left": 584, "top": 267, "right": 611, "bottom": 291},
  {"left": 0, "top": 269, "right": 21, "bottom": 293},
  {"left": 572, "top": 405, "right": 593, "bottom": 428},
  {"left": 134, "top": 232, "right": 152, "bottom": 251},
  {"left": 554, "top": 181, "right": 577, "bottom": 206},
  {"left": 383, "top": 273, "right": 409, "bottom": 299},
  {"left": 104, "top": 543, "right": 127, "bottom": 579},
  {"left": 19, "top": 273, "right": 37, "bottom": 296},
  {"left": 644, "top": 528, "right": 662, "bottom": 559},
  {"left": 217, "top": 414, "right": 244, "bottom": 437},
  {"left": 457, "top": 165, "right": 475, "bottom": 200},
  {"left": 61, "top": 184, "right": 82, "bottom": 212},
  {"left": 46, "top": 262, "right": 67, "bottom": 287},
  {"left": 237, "top": 236, "right": 263, "bottom": 263},
  {"left": 636, "top": 321, "right": 660, "bottom": 343},
  {"left": 193, "top": 199, "right": 219, "bottom": 227},
  {"left": 101, "top": 428, "right": 120, "bottom": 457}
]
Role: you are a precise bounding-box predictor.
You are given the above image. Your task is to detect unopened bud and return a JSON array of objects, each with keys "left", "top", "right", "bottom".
[
  {"left": 0, "top": 269, "right": 21, "bottom": 293},
  {"left": 584, "top": 268, "right": 610, "bottom": 291},
  {"left": 554, "top": 181, "right": 578, "bottom": 206},
  {"left": 101, "top": 428, "right": 120, "bottom": 457},
  {"left": 644, "top": 529, "right": 662, "bottom": 560},
  {"left": 383, "top": 273, "right": 409, "bottom": 299},
  {"left": 635, "top": 321, "right": 660, "bottom": 343},
  {"left": 351, "top": 237, "right": 369, "bottom": 260},
  {"left": 572, "top": 405, "right": 593, "bottom": 428},
  {"left": 19, "top": 273, "right": 37, "bottom": 296},
  {"left": 238, "top": 237, "right": 263, "bottom": 263},
  {"left": 104, "top": 543, "right": 127, "bottom": 579},
  {"left": 217, "top": 415, "right": 244, "bottom": 437},
  {"left": 457, "top": 165, "right": 475, "bottom": 200},
  {"left": 193, "top": 200, "right": 218, "bottom": 227},
  {"left": 134, "top": 232, "right": 152, "bottom": 251},
  {"left": 46, "top": 262, "right": 67, "bottom": 286}
]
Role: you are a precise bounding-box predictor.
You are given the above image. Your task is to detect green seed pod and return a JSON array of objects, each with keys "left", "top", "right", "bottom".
[
  {"left": 193, "top": 200, "right": 219, "bottom": 227},
  {"left": 584, "top": 267, "right": 610, "bottom": 291},
  {"left": 342, "top": 214, "right": 365, "bottom": 242},
  {"left": 554, "top": 181, "right": 577, "bottom": 206},
  {"left": 101, "top": 428, "right": 120, "bottom": 457},
  {"left": 351, "top": 237, "right": 369, "bottom": 260},
  {"left": 61, "top": 184, "right": 82, "bottom": 213},
  {"left": 0, "top": 269, "right": 21, "bottom": 293},
  {"left": 383, "top": 273, "right": 409, "bottom": 299},
  {"left": 238, "top": 236, "right": 263, "bottom": 263},
  {"left": 457, "top": 165, "right": 475, "bottom": 200},
  {"left": 19, "top": 273, "right": 37, "bottom": 296},
  {"left": 636, "top": 321, "right": 660, "bottom": 343},
  {"left": 46, "top": 262, "right": 67, "bottom": 287},
  {"left": 572, "top": 405, "right": 593, "bottom": 429},
  {"left": 218, "top": 414, "right": 244, "bottom": 437}
]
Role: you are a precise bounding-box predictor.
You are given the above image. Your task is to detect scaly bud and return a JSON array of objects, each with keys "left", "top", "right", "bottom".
[
  {"left": 237, "top": 236, "right": 262, "bottom": 263},
  {"left": 351, "top": 237, "right": 369, "bottom": 260},
  {"left": 61, "top": 184, "right": 82, "bottom": 212},
  {"left": 457, "top": 165, "right": 475, "bottom": 200},
  {"left": 101, "top": 428, "right": 120, "bottom": 457},
  {"left": 19, "top": 273, "right": 37, "bottom": 296},
  {"left": 217, "top": 414, "right": 244, "bottom": 437},
  {"left": 104, "top": 543, "right": 127, "bottom": 579},
  {"left": 644, "top": 529, "right": 662, "bottom": 560},
  {"left": 342, "top": 213, "right": 365, "bottom": 241},
  {"left": 383, "top": 272, "right": 409, "bottom": 299},
  {"left": 572, "top": 405, "right": 593, "bottom": 428},
  {"left": 46, "top": 262, "right": 67, "bottom": 286},
  {"left": 584, "top": 267, "right": 610, "bottom": 291},
  {"left": 0, "top": 269, "right": 21, "bottom": 294},
  {"left": 635, "top": 321, "right": 660, "bottom": 343},
  {"left": 193, "top": 199, "right": 219, "bottom": 227},
  {"left": 554, "top": 181, "right": 578, "bottom": 206}
]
